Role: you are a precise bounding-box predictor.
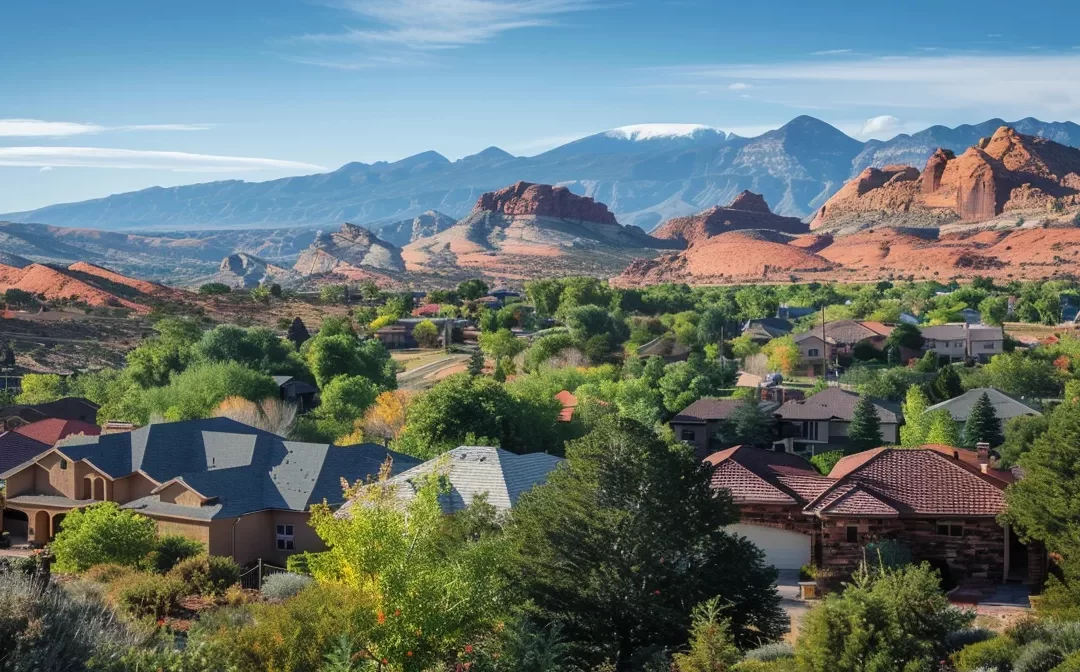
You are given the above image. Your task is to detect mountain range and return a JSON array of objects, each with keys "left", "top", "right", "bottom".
[{"left": 7, "top": 117, "right": 1080, "bottom": 233}]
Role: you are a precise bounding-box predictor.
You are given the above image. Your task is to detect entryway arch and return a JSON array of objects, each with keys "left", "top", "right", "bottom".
[{"left": 32, "top": 511, "right": 50, "bottom": 544}]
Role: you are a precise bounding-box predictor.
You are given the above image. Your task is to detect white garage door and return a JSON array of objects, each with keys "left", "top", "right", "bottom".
[{"left": 727, "top": 524, "right": 811, "bottom": 570}]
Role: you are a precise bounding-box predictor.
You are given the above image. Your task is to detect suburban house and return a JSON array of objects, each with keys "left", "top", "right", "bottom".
[
  {"left": 772, "top": 387, "right": 900, "bottom": 453},
  {"left": 338, "top": 446, "right": 563, "bottom": 516},
  {"left": 925, "top": 388, "right": 1041, "bottom": 438},
  {"left": 920, "top": 324, "right": 1004, "bottom": 363},
  {"left": 671, "top": 397, "right": 780, "bottom": 458},
  {"left": 0, "top": 397, "right": 99, "bottom": 431},
  {"left": 636, "top": 336, "right": 690, "bottom": 362},
  {"left": 0, "top": 418, "right": 100, "bottom": 474},
  {"left": 0, "top": 417, "right": 420, "bottom": 565},
  {"left": 742, "top": 318, "right": 793, "bottom": 345},
  {"left": 776, "top": 305, "right": 817, "bottom": 321},
  {"left": 796, "top": 320, "right": 895, "bottom": 370},
  {"left": 707, "top": 445, "right": 1042, "bottom": 585},
  {"left": 375, "top": 318, "right": 468, "bottom": 349},
  {"left": 272, "top": 376, "right": 318, "bottom": 413}
]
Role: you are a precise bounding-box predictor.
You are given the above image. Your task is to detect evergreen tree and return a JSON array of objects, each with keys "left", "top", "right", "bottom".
[
  {"left": 899, "top": 386, "right": 931, "bottom": 447},
  {"left": 928, "top": 365, "right": 963, "bottom": 403},
  {"left": 847, "top": 396, "right": 883, "bottom": 450},
  {"left": 963, "top": 391, "right": 1004, "bottom": 447},
  {"left": 285, "top": 317, "right": 310, "bottom": 349},
  {"left": 727, "top": 394, "right": 774, "bottom": 447},
  {"left": 923, "top": 409, "right": 960, "bottom": 446},
  {"left": 467, "top": 349, "right": 485, "bottom": 376}
]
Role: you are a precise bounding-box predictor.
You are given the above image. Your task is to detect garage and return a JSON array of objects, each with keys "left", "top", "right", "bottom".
[{"left": 727, "top": 524, "right": 811, "bottom": 571}]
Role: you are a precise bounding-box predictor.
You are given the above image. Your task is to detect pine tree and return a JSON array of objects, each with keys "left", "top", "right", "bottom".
[
  {"left": 928, "top": 365, "right": 963, "bottom": 403},
  {"left": 467, "top": 349, "right": 485, "bottom": 376},
  {"left": 923, "top": 409, "right": 961, "bottom": 446},
  {"left": 899, "top": 386, "right": 931, "bottom": 447},
  {"left": 847, "top": 396, "right": 883, "bottom": 450},
  {"left": 672, "top": 597, "right": 739, "bottom": 672},
  {"left": 964, "top": 392, "right": 1004, "bottom": 447},
  {"left": 728, "top": 395, "right": 774, "bottom": 448},
  {"left": 285, "top": 317, "right": 310, "bottom": 349}
]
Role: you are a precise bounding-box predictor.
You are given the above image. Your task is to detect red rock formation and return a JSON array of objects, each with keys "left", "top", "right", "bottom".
[
  {"left": 652, "top": 191, "right": 808, "bottom": 245},
  {"left": 920, "top": 149, "right": 955, "bottom": 194},
  {"left": 475, "top": 181, "right": 618, "bottom": 225}
]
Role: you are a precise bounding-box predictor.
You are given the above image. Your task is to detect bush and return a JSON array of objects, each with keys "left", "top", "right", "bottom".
[
  {"left": 1054, "top": 651, "right": 1080, "bottom": 671},
  {"left": 115, "top": 573, "right": 189, "bottom": 618},
  {"left": 0, "top": 569, "right": 138, "bottom": 672},
  {"left": 285, "top": 552, "right": 312, "bottom": 575},
  {"left": 84, "top": 564, "right": 133, "bottom": 584},
  {"left": 51, "top": 502, "right": 158, "bottom": 573},
  {"left": 198, "top": 283, "right": 231, "bottom": 296},
  {"left": 146, "top": 535, "right": 204, "bottom": 574},
  {"left": 732, "top": 661, "right": 799, "bottom": 672},
  {"left": 260, "top": 572, "right": 312, "bottom": 601},
  {"left": 167, "top": 555, "right": 240, "bottom": 595},
  {"left": 809, "top": 451, "right": 843, "bottom": 476},
  {"left": 742, "top": 642, "right": 794, "bottom": 662},
  {"left": 1015, "top": 641, "right": 1065, "bottom": 672},
  {"left": 954, "top": 636, "right": 1020, "bottom": 672},
  {"left": 945, "top": 627, "right": 997, "bottom": 652}
]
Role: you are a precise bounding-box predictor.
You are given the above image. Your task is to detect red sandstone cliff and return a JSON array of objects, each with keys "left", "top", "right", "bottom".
[
  {"left": 652, "top": 191, "right": 809, "bottom": 245},
  {"left": 475, "top": 181, "right": 619, "bottom": 226}
]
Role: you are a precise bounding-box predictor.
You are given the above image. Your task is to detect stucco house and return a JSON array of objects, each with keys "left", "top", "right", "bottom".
[
  {"left": 0, "top": 418, "right": 100, "bottom": 475},
  {"left": 0, "top": 417, "right": 419, "bottom": 565},
  {"left": 793, "top": 320, "right": 893, "bottom": 375},
  {"left": 772, "top": 387, "right": 900, "bottom": 453},
  {"left": 707, "top": 445, "right": 1042, "bottom": 585},
  {"left": 920, "top": 324, "right": 1004, "bottom": 363}
]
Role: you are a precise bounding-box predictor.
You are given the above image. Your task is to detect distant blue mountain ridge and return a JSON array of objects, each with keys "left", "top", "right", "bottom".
[{"left": 5, "top": 116, "right": 1079, "bottom": 233}]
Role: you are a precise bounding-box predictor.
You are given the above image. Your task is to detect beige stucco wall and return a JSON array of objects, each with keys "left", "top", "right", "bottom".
[
  {"left": 112, "top": 472, "right": 157, "bottom": 504},
  {"left": 4, "top": 467, "right": 35, "bottom": 497},
  {"left": 152, "top": 515, "right": 212, "bottom": 549},
  {"left": 212, "top": 510, "right": 324, "bottom": 566},
  {"left": 34, "top": 454, "right": 73, "bottom": 497}
]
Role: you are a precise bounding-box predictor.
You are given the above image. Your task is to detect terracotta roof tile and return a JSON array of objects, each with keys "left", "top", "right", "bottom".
[
  {"left": 13, "top": 418, "right": 100, "bottom": 445},
  {"left": 706, "top": 446, "right": 834, "bottom": 505}
]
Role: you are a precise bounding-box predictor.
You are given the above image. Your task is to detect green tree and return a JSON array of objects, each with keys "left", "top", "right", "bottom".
[
  {"left": 198, "top": 282, "right": 231, "bottom": 296},
  {"left": 886, "top": 322, "right": 925, "bottom": 351},
  {"left": 978, "top": 295, "right": 1010, "bottom": 325},
  {"left": 525, "top": 278, "right": 562, "bottom": 317},
  {"left": 672, "top": 598, "right": 739, "bottom": 672},
  {"left": 479, "top": 328, "right": 526, "bottom": 362},
  {"left": 51, "top": 502, "right": 157, "bottom": 573},
  {"left": 923, "top": 409, "right": 960, "bottom": 446},
  {"left": 125, "top": 317, "right": 202, "bottom": 388},
  {"left": 734, "top": 286, "right": 778, "bottom": 321},
  {"left": 730, "top": 334, "right": 761, "bottom": 360},
  {"left": 411, "top": 319, "right": 440, "bottom": 349},
  {"left": 319, "top": 284, "right": 348, "bottom": 305},
  {"left": 796, "top": 563, "right": 973, "bottom": 672},
  {"left": 811, "top": 450, "right": 844, "bottom": 476},
  {"left": 286, "top": 317, "right": 310, "bottom": 349},
  {"left": 250, "top": 285, "right": 272, "bottom": 304},
  {"left": 457, "top": 278, "right": 489, "bottom": 301},
  {"left": 195, "top": 325, "right": 306, "bottom": 377},
  {"left": 965, "top": 352, "right": 1062, "bottom": 399},
  {"left": 304, "top": 334, "right": 396, "bottom": 390},
  {"left": 308, "top": 465, "right": 508, "bottom": 671},
  {"left": 308, "top": 375, "right": 380, "bottom": 442},
  {"left": 696, "top": 306, "right": 733, "bottom": 347},
  {"left": 847, "top": 396, "right": 883, "bottom": 450},
  {"left": 998, "top": 414, "right": 1050, "bottom": 467},
  {"left": 963, "top": 391, "right": 1004, "bottom": 447},
  {"left": 468, "top": 349, "right": 486, "bottom": 376},
  {"left": 900, "top": 386, "right": 932, "bottom": 446},
  {"left": 14, "top": 373, "right": 66, "bottom": 404},
  {"left": 763, "top": 335, "right": 801, "bottom": 376},
  {"left": 511, "top": 416, "right": 787, "bottom": 668},
  {"left": 141, "top": 361, "right": 278, "bottom": 422},
  {"left": 726, "top": 395, "right": 774, "bottom": 447},
  {"left": 928, "top": 364, "right": 963, "bottom": 403},
  {"left": 2, "top": 287, "right": 37, "bottom": 309}
]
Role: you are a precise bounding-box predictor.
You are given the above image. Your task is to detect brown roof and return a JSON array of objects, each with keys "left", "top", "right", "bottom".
[
  {"left": 795, "top": 320, "right": 892, "bottom": 346},
  {"left": 673, "top": 398, "right": 778, "bottom": 423},
  {"left": 809, "top": 448, "right": 1007, "bottom": 518},
  {"left": 774, "top": 387, "right": 900, "bottom": 424},
  {"left": 705, "top": 446, "right": 834, "bottom": 505}
]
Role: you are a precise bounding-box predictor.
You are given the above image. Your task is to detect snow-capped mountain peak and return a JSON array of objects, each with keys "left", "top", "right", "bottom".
[{"left": 604, "top": 123, "right": 719, "bottom": 141}]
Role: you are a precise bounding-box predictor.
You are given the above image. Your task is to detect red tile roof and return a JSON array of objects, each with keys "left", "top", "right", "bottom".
[
  {"left": 13, "top": 418, "right": 100, "bottom": 446},
  {"left": 555, "top": 390, "right": 578, "bottom": 423},
  {"left": 706, "top": 446, "right": 834, "bottom": 505}
]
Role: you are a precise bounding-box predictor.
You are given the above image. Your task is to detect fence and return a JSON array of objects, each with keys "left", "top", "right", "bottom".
[{"left": 237, "top": 558, "right": 289, "bottom": 591}]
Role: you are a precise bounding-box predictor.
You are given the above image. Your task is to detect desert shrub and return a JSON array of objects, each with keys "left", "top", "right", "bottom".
[
  {"left": 146, "top": 535, "right": 204, "bottom": 574},
  {"left": 0, "top": 555, "right": 38, "bottom": 577},
  {"left": 1044, "top": 621, "right": 1080, "bottom": 656},
  {"left": 84, "top": 563, "right": 134, "bottom": 584},
  {"left": 51, "top": 502, "right": 157, "bottom": 573},
  {"left": 167, "top": 555, "right": 240, "bottom": 595},
  {"left": 0, "top": 569, "right": 138, "bottom": 671},
  {"left": 260, "top": 572, "right": 312, "bottom": 601},
  {"left": 954, "top": 636, "right": 1020, "bottom": 672},
  {"left": 1015, "top": 640, "right": 1065, "bottom": 672},
  {"left": 742, "top": 642, "right": 794, "bottom": 662},
  {"left": 945, "top": 627, "right": 997, "bottom": 652},
  {"left": 115, "top": 573, "right": 189, "bottom": 618}
]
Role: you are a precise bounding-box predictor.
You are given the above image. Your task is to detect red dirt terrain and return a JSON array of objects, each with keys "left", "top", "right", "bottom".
[
  {"left": 0, "top": 263, "right": 152, "bottom": 312},
  {"left": 67, "top": 261, "right": 177, "bottom": 297}
]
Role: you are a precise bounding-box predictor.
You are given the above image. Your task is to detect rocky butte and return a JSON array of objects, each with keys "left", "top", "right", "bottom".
[
  {"left": 293, "top": 223, "right": 405, "bottom": 277},
  {"left": 652, "top": 191, "right": 809, "bottom": 246}
]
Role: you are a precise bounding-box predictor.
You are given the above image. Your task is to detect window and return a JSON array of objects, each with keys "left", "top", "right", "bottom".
[
  {"left": 846, "top": 526, "right": 859, "bottom": 543},
  {"left": 680, "top": 429, "right": 696, "bottom": 442},
  {"left": 276, "top": 524, "right": 295, "bottom": 550},
  {"left": 808, "top": 348, "right": 820, "bottom": 357},
  {"left": 955, "top": 341, "right": 965, "bottom": 348},
  {"left": 983, "top": 342, "right": 996, "bottom": 350},
  {"left": 926, "top": 341, "right": 936, "bottom": 350},
  {"left": 801, "top": 421, "right": 819, "bottom": 441},
  {"left": 59, "top": 459, "right": 68, "bottom": 470},
  {"left": 936, "top": 522, "right": 964, "bottom": 537}
]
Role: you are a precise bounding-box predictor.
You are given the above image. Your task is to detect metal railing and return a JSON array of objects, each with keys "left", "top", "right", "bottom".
[{"left": 237, "top": 558, "right": 289, "bottom": 591}]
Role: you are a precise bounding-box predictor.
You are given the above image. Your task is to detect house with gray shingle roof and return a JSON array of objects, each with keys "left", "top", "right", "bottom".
[
  {"left": 338, "top": 446, "right": 563, "bottom": 517},
  {"left": 925, "top": 387, "right": 1040, "bottom": 426},
  {"left": 772, "top": 387, "right": 900, "bottom": 453},
  {"left": 706, "top": 445, "right": 1042, "bottom": 584},
  {"left": 0, "top": 417, "right": 419, "bottom": 564},
  {"left": 670, "top": 398, "right": 780, "bottom": 457}
]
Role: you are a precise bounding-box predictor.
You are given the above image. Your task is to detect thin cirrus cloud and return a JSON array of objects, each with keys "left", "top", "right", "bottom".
[
  {"left": 657, "top": 53, "right": 1080, "bottom": 117},
  {"left": 0, "top": 147, "right": 325, "bottom": 173},
  {"left": 0, "top": 119, "right": 213, "bottom": 138},
  {"left": 291, "top": 0, "right": 599, "bottom": 65}
]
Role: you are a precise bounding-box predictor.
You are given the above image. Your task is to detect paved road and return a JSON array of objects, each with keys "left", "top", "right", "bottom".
[{"left": 397, "top": 354, "right": 470, "bottom": 391}]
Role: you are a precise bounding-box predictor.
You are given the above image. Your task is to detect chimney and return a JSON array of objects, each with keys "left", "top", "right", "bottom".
[{"left": 976, "top": 442, "right": 990, "bottom": 467}]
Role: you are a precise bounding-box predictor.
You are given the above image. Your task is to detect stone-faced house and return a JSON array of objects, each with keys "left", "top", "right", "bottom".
[
  {"left": 0, "top": 417, "right": 419, "bottom": 564},
  {"left": 772, "top": 387, "right": 900, "bottom": 453},
  {"left": 707, "top": 445, "right": 1041, "bottom": 584},
  {"left": 670, "top": 397, "right": 780, "bottom": 458}
]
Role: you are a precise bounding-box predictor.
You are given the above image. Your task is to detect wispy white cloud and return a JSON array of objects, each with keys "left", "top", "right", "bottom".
[
  {"left": 0, "top": 119, "right": 213, "bottom": 138},
  {"left": 728, "top": 82, "right": 751, "bottom": 90},
  {"left": 654, "top": 53, "right": 1080, "bottom": 118},
  {"left": 291, "top": 0, "right": 600, "bottom": 66},
  {"left": 0, "top": 147, "right": 324, "bottom": 173},
  {"left": 811, "top": 49, "right": 853, "bottom": 56}
]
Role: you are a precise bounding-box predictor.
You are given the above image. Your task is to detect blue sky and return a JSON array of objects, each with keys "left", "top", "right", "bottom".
[{"left": 2, "top": 0, "right": 1079, "bottom": 212}]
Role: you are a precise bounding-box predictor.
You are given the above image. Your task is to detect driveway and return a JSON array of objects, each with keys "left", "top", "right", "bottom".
[{"left": 776, "top": 569, "right": 809, "bottom": 643}]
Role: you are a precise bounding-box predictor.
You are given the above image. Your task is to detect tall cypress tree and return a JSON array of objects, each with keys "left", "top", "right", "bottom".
[
  {"left": 929, "top": 365, "right": 963, "bottom": 403},
  {"left": 964, "top": 392, "right": 1004, "bottom": 447},
  {"left": 900, "top": 386, "right": 932, "bottom": 447},
  {"left": 848, "top": 396, "right": 884, "bottom": 450},
  {"left": 285, "top": 317, "right": 310, "bottom": 349}
]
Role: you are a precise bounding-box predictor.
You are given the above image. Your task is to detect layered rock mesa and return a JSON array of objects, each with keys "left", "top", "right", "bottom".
[
  {"left": 0, "top": 262, "right": 155, "bottom": 312},
  {"left": 402, "top": 181, "right": 671, "bottom": 281},
  {"left": 652, "top": 191, "right": 809, "bottom": 246},
  {"left": 812, "top": 126, "right": 1080, "bottom": 229},
  {"left": 209, "top": 253, "right": 298, "bottom": 289},
  {"left": 376, "top": 210, "right": 457, "bottom": 248},
  {"left": 293, "top": 223, "right": 405, "bottom": 277}
]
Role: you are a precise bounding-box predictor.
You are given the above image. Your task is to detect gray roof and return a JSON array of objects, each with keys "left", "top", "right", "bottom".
[
  {"left": 775, "top": 387, "right": 900, "bottom": 424},
  {"left": 925, "top": 388, "right": 1041, "bottom": 422},
  {"left": 341, "top": 446, "right": 563, "bottom": 516},
  {"left": 673, "top": 398, "right": 780, "bottom": 423},
  {"left": 49, "top": 417, "right": 420, "bottom": 520},
  {"left": 742, "top": 318, "right": 793, "bottom": 340},
  {"left": 920, "top": 324, "right": 1003, "bottom": 342}
]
